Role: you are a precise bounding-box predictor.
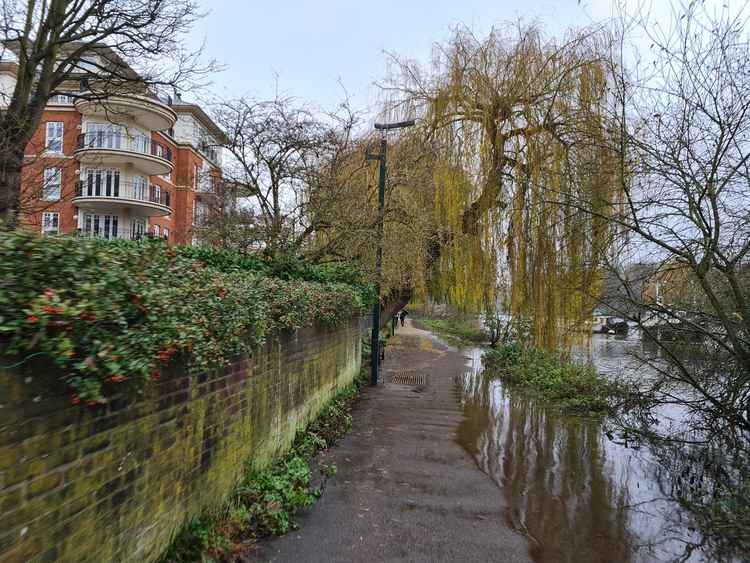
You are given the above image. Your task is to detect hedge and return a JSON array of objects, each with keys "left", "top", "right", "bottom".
[{"left": 0, "top": 233, "right": 371, "bottom": 404}]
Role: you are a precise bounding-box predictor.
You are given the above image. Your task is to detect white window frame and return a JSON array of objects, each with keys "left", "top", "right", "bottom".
[
  {"left": 82, "top": 213, "right": 119, "bottom": 240},
  {"left": 163, "top": 227, "right": 169, "bottom": 240},
  {"left": 43, "top": 167, "right": 62, "bottom": 201},
  {"left": 83, "top": 167, "right": 120, "bottom": 198},
  {"left": 41, "top": 212, "right": 59, "bottom": 235},
  {"left": 85, "top": 122, "right": 124, "bottom": 150},
  {"left": 45, "top": 121, "right": 64, "bottom": 153},
  {"left": 48, "top": 94, "right": 74, "bottom": 105},
  {"left": 131, "top": 218, "right": 147, "bottom": 240},
  {"left": 154, "top": 224, "right": 161, "bottom": 237},
  {"left": 133, "top": 175, "right": 148, "bottom": 200}
]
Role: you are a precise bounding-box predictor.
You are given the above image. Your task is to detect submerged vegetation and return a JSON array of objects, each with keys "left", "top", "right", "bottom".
[
  {"left": 482, "top": 344, "right": 615, "bottom": 414},
  {"left": 161, "top": 365, "right": 367, "bottom": 562}
]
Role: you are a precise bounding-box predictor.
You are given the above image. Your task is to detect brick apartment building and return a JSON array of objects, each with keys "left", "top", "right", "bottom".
[{"left": 0, "top": 53, "right": 227, "bottom": 245}]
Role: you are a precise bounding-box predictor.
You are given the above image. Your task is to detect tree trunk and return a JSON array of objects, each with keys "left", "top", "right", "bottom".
[
  {"left": 1, "top": 76, "right": 49, "bottom": 230},
  {"left": 0, "top": 144, "right": 26, "bottom": 230}
]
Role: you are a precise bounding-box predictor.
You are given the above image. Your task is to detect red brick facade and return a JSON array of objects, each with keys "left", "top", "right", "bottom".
[{"left": 19, "top": 101, "right": 221, "bottom": 245}]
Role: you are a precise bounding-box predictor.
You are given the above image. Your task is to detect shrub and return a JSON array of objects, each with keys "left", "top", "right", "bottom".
[
  {"left": 176, "top": 245, "right": 371, "bottom": 289},
  {"left": 0, "top": 232, "right": 370, "bottom": 403}
]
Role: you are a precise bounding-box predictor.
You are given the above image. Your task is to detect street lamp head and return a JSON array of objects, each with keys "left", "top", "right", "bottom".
[{"left": 374, "top": 119, "right": 416, "bottom": 131}]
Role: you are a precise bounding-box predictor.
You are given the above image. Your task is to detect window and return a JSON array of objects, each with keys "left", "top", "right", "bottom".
[
  {"left": 133, "top": 176, "right": 148, "bottom": 200},
  {"left": 83, "top": 168, "right": 119, "bottom": 197},
  {"left": 153, "top": 224, "right": 161, "bottom": 237},
  {"left": 43, "top": 168, "right": 61, "bottom": 200},
  {"left": 193, "top": 164, "right": 199, "bottom": 190},
  {"left": 163, "top": 228, "right": 169, "bottom": 240},
  {"left": 49, "top": 94, "right": 74, "bottom": 105},
  {"left": 41, "top": 212, "right": 59, "bottom": 235},
  {"left": 46, "top": 121, "right": 64, "bottom": 153},
  {"left": 194, "top": 201, "right": 207, "bottom": 222},
  {"left": 134, "top": 134, "right": 150, "bottom": 154},
  {"left": 85, "top": 123, "right": 123, "bottom": 150},
  {"left": 198, "top": 162, "right": 213, "bottom": 193},
  {"left": 77, "top": 57, "right": 99, "bottom": 72},
  {"left": 82, "top": 213, "right": 119, "bottom": 239},
  {"left": 131, "top": 218, "right": 147, "bottom": 240}
]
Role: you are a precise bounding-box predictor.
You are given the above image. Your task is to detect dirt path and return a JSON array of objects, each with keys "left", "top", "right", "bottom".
[{"left": 255, "top": 321, "right": 531, "bottom": 563}]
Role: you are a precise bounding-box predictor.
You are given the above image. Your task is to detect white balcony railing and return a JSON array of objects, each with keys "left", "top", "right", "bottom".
[
  {"left": 75, "top": 180, "right": 171, "bottom": 208},
  {"left": 76, "top": 132, "right": 173, "bottom": 162}
]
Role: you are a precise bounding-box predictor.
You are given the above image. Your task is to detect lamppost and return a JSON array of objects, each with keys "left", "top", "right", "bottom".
[{"left": 365, "top": 119, "right": 415, "bottom": 385}]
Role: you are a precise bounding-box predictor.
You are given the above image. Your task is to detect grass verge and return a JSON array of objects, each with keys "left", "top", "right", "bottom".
[
  {"left": 482, "top": 344, "right": 616, "bottom": 414},
  {"left": 417, "top": 318, "right": 486, "bottom": 345},
  {"left": 159, "top": 358, "right": 368, "bottom": 562}
]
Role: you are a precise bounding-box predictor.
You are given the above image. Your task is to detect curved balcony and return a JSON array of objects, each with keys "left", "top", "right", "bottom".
[
  {"left": 75, "top": 133, "right": 173, "bottom": 176},
  {"left": 75, "top": 94, "right": 177, "bottom": 131},
  {"left": 74, "top": 180, "right": 172, "bottom": 217}
]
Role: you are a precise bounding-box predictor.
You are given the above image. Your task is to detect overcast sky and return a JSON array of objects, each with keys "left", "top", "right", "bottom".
[{"left": 187, "top": 0, "right": 625, "bottom": 113}]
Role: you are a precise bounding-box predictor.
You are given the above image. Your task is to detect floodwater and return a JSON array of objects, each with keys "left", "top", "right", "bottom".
[{"left": 455, "top": 333, "right": 716, "bottom": 563}]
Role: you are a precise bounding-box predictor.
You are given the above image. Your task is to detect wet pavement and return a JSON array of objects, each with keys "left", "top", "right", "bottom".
[{"left": 256, "top": 321, "right": 532, "bottom": 563}]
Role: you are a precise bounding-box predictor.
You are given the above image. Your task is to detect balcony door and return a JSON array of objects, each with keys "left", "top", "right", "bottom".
[
  {"left": 86, "top": 123, "right": 123, "bottom": 149},
  {"left": 133, "top": 176, "right": 148, "bottom": 201},
  {"left": 84, "top": 168, "right": 120, "bottom": 197},
  {"left": 130, "top": 218, "right": 147, "bottom": 240},
  {"left": 82, "top": 213, "right": 119, "bottom": 239}
]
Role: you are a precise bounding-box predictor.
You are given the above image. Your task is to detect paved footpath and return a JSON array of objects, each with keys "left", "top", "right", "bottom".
[{"left": 255, "top": 321, "right": 532, "bottom": 563}]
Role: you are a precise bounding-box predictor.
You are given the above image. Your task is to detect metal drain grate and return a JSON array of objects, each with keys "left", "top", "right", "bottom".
[{"left": 391, "top": 371, "right": 427, "bottom": 386}]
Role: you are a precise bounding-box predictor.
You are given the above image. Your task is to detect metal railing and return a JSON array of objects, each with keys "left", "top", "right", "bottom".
[
  {"left": 75, "top": 180, "right": 171, "bottom": 208},
  {"left": 77, "top": 228, "right": 148, "bottom": 241},
  {"left": 76, "top": 132, "right": 173, "bottom": 162}
]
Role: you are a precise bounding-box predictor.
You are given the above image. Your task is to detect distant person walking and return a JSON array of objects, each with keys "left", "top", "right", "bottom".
[
  {"left": 399, "top": 309, "right": 408, "bottom": 327},
  {"left": 391, "top": 313, "right": 398, "bottom": 336}
]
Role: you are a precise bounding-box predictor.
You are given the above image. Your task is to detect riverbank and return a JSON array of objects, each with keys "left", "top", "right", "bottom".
[
  {"left": 407, "top": 303, "right": 487, "bottom": 346},
  {"left": 414, "top": 306, "right": 616, "bottom": 414},
  {"left": 413, "top": 317, "right": 486, "bottom": 345}
]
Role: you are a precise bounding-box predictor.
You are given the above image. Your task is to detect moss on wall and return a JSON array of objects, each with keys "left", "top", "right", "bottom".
[{"left": 0, "top": 319, "right": 361, "bottom": 563}]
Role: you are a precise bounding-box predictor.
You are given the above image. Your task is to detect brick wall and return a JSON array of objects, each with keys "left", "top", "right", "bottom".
[
  {"left": 21, "top": 110, "right": 82, "bottom": 235},
  {"left": 0, "top": 319, "right": 361, "bottom": 562}
]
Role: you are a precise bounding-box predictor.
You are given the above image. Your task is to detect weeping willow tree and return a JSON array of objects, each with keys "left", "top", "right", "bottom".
[{"left": 383, "top": 24, "right": 622, "bottom": 349}]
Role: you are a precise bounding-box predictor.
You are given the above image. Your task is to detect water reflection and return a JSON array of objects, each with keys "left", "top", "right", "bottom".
[{"left": 456, "top": 344, "right": 710, "bottom": 563}]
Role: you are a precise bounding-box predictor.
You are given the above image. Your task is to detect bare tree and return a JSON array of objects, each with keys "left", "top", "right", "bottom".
[
  {"left": 601, "top": 0, "right": 750, "bottom": 428},
  {"left": 212, "top": 96, "right": 355, "bottom": 256},
  {"left": 0, "top": 0, "right": 214, "bottom": 227},
  {"left": 192, "top": 179, "right": 274, "bottom": 251},
  {"left": 559, "top": 3, "right": 750, "bottom": 555}
]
